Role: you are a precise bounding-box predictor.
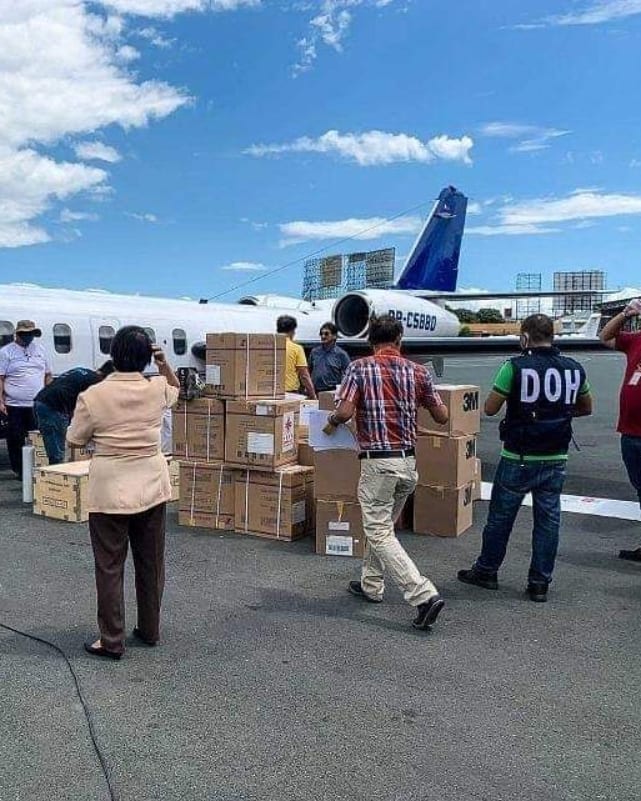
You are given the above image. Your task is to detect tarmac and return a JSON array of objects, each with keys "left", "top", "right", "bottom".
[{"left": 1, "top": 347, "right": 640, "bottom": 801}]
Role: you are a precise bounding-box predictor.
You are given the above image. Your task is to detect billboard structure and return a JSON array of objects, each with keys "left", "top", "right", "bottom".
[
  {"left": 303, "top": 248, "right": 395, "bottom": 301},
  {"left": 515, "top": 272, "right": 542, "bottom": 320},
  {"left": 552, "top": 270, "right": 606, "bottom": 315}
]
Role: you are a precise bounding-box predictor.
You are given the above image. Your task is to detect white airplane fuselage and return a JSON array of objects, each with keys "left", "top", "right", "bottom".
[{"left": 0, "top": 283, "right": 459, "bottom": 375}]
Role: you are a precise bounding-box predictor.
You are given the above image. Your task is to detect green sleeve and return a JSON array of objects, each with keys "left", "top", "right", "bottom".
[
  {"left": 579, "top": 378, "right": 591, "bottom": 396},
  {"left": 492, "top": 361, "right": 514, "bottom": 397}
]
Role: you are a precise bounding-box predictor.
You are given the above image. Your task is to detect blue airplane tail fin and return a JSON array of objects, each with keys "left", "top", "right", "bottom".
[{"left": 395, "top": 186, "right": 467, "bottom": 291}]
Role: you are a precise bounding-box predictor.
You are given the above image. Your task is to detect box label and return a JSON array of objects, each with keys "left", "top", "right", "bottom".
[
  {"left": 256, "top": 404, "right": 270, "bottom": 416},
  {"left": 247, "top": 432, "right": 275, "bottom": 455},
  {"left": 282, "top": 411, "right": 296, "bottom": 453},
  {"left": 326, "top": 535, "right": 353, "bottom": 557},
  {"left": 328, "top": 521, "right": 350, "bottom": 531},
  {"left": 292, "top": 500, "right": 306, "bottom": 524},
  {"left": 206, "top": 364, "right": 221, "bottom": 386}
]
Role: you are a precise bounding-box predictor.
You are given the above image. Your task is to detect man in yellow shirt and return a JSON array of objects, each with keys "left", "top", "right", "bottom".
[{"left": 277, "top": 315, "right": 317, "bottom": 399}]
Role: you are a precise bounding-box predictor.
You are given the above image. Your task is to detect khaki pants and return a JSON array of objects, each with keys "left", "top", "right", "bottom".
[{"left": 358, "top": 456, "right": 437, "bottom": 606}]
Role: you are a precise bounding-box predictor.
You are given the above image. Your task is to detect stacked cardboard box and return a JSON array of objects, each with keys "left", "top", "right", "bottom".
[
  {"left": 176, "top": 332, "right": 315, "bottom": 539},
  {"left": 414, "top": 385, "right": 481, "bottom": 538},
  {"left": 313, "top": 441, "right": 363, "bottom": 558},
  {"left": 27, "top": 430, "right": 49, "bottom": 467}
]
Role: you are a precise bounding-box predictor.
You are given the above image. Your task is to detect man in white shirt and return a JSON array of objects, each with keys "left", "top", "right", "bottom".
[{"left": 0, "top": 320, "right": 52, "bottom": 478}]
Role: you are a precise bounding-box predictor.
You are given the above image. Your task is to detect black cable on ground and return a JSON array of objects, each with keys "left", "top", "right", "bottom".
[{"left": 0, "top": 622, "right": 118, "bottom": 801}]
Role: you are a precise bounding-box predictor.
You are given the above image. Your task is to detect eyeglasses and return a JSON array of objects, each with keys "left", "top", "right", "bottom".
[{"left": 320, "top": 331, "right": 332, "bottom": 338}]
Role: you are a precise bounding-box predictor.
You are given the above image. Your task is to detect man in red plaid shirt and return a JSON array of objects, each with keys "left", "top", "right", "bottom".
[{"left": 324, "top": 315, "right": 448, "bottom": 630}]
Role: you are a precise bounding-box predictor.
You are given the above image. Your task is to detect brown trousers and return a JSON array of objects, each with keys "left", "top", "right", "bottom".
[{"left": 88, "top": 503, "right": 166, "bottom": 654}]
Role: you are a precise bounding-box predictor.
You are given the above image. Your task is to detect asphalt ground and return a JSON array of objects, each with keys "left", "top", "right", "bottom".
[{"left": 2, "top": 348, "right": 641, "bottom": 801}]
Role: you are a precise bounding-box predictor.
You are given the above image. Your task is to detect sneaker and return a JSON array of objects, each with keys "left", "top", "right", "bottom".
[
  {"left": 457, "top": 567, "right": 499, "bottom": 591},
  {"left": 619, "top": 547, "right": 641, "bottom": 562},
  {"left": 526, "top": 584, "right": 548, "bottom": 603},
  {"left": 412, "top": 593, "right": 445, "bottom": 630},
  {"left": 348, "top": 581, "right": 383, "bottom": 604}
]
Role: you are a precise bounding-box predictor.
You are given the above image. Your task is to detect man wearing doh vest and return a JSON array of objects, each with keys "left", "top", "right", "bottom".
[{"left": 458, "top": 314, "right": 593, "bottom": 602}]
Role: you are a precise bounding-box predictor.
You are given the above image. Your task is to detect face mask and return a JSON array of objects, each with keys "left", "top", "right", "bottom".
[{"left": 19, "top": 333, "right": 35, "bottom": 346}]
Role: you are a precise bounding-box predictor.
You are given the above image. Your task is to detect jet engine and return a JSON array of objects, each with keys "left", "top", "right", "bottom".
[{"left": 332, "top": 289, "right": 460, "bottom": 339}]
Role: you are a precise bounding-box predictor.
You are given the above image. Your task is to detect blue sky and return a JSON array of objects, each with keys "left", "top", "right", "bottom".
[{"left": 2, "top": 0, "right": 641, "bottom": 300}]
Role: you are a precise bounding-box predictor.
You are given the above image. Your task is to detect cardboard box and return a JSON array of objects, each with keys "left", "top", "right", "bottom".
[
  {"left": 418, "top": 385, "right": 481, "bottom": 436},
  {"left": 313, "top": 448, "right": 360, "bottom": 501},
  {"left": 27, "top": 430, "right": 49, "bottom": 467},
  {"left": 472, "top": 457, "right": 482, "bottom": 501},
  {"left": 413, "top": 482, "right": 474, "bottom": 538},
  {"left": 167, "top": 458, "right": 179, "bottom": 502},
  {"left": 235, "top": 465, "right": 314, "bottom": 540},
  {"left": 298, "top": 442, "right": 315, "bottom": 467},
  {"left": 205, "top": 333, "right": 286, "bottom": 399},
  {"left": 315, "top": 499, "right": 365, "bottom": 558},
  {"left": 416, "top": 433, "right": 477, "bottom": 488},
  {"left": 177, "top": 460, "right": 236, "bottom": 530},
  {"left": 172, "top": 398, "right": 225, "bottom": 462},
  {"left": 318, "top": 390, "right": 338, "bottom": 411},
  {"left": 33, "top": 461, "right": 90, "bottom": 523},
  {"left": 225, "top": 398, "right": 299, "bottom": 471},
  {"left": 68, "top": 443, "right": 94, "bottom": 462}
]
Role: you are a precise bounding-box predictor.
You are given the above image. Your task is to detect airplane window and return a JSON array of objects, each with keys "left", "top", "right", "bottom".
[
  {"left": 0, "top": 321, "right": 14, "bottom": 347},
  {"left": 144, "top": 327, "right": 156, "bottom": 343},
  {"left": 53, "top": 323, "right": 72, "bottom": 354},
  {"left": 99, "top": 325, "right": 115, "bottom": 355},
  {"left": 172, "top": 328, "right": 187, "bottom": 356}
]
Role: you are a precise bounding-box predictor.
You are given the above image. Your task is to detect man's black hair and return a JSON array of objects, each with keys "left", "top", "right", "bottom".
[
  {"left": 97, "top": 359, "right": 115, "bottom": 377},
  {"left": 110, "top": 326, "right": 153, "bottom": 372},
  {"left": 277, "top": 315, "right": 297, "bottom": 334},
  {"left": 368, "top": 314, "right": 403, "bottom": 347},
  {"left": 521, "top": 314, "right": 554, "bottom": 344},
  {"left": 320, "top": 321, "right": 338, "bottom": 336}
]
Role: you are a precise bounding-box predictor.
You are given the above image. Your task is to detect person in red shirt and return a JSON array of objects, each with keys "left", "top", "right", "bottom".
[
  {"left": 600, "top": 298, "right": 641, "bottom": 561},
  {"left": 324, "top": 315, "right": 449, "bottom": 630}
]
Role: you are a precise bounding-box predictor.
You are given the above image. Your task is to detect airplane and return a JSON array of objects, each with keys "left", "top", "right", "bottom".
[{"left": 0, "top": 187, "right": 467, "bottom": 376}]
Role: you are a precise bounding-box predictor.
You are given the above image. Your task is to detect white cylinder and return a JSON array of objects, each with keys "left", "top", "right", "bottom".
[{"left": 22, "top": 445, "right": 34, "bottom": 504}]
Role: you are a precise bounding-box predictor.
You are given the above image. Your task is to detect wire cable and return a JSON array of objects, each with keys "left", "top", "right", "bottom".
[
  {"left": 206, "top": 197, "right": 438, "bottom": 301},
  {"left": 0, "top": 622, "right": 118, "bottom": 801}
]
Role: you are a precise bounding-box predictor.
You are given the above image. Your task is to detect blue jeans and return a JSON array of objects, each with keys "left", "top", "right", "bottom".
[
  {"left": 34, "top": 401, "right": 69, "bottom": 465},
  {"left": 621, "top": 435, "right": 641, "bottom": 508},
  {"left": 475, "top": 457, "right": 567, "bottom": 586}
]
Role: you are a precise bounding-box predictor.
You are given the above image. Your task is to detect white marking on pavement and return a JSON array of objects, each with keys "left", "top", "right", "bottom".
[{"left": 480, "top": 482, "right": 641, "bottom": 521}]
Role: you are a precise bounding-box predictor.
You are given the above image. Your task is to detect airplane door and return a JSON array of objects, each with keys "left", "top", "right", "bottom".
[{"left": 89, "top": 318, "right": 121, "bottom": 368}]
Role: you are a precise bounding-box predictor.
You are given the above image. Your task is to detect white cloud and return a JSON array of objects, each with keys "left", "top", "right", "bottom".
[
  {"left": 630, "top": 158, "right": 641, "bottom": 167},
  {"left": 467, "top": 224, "right": 560, "bottom": 237},
  {"left": 247, "top": 130, "right": 474, "bottom": 166},
  {"left": 468, "top": 189, "right": 641, "bottom": 236},
  {"left": 480, "top": 121, "right": 570, "bottom": 153},
  {"left": 501, "top": 190, "right": 641, "bottom": 226},
  {"left": 279, "top": 215, "right": 421, "bottom": 246},
  {"left": 102, "top": 0, "right": 260, "bottom": 17},
  {"left": 137, "top": 25, "right": 173, "bottom": 46},
  {"left": 293, "top": 0, "right": 398, "bottom": 75},
  {"left": 466, "top": 202, "right": 482, "bottom": 215},
  {"left": 220, "top": 261, "right": 268, "bottom": 271},
  {"left": 60, "top": 208, "right": 100, "bottom": 222},
  {"left": 74, "top": 141, "right": 122, "bottom": 163},
  {"left": 0, "top": 147, "right": 106, "bottom": 247},
  {"left": 127, "top": 211, "right": 158, "bottom": 222},
  {"left": 549, "top": 0, "right": 641, "bottom": 25}
]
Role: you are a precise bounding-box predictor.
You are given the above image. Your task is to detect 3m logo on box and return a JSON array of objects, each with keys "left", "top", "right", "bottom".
[{"left": 462, "top": 391, "right": 479, "bottom": 412}]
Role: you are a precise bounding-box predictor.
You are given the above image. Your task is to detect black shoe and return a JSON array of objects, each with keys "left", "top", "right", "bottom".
[
  {"left": 412, "top": 593, "right": 445, "bottom": 630},
  {"left": 526, "top": 584, "right": 548, "bottom": 603},
  {"left": 457, "top": 567, "right": 498, "bottom": 591},
  {"left": 619, "top": 547, "right": 641, "bottom": 562},
  {"left": 348, "top": 581, "right": 383, "bottom": 603},
  {"left": 84, "top": 639, "right": 122, "bottom": 660},
  {"left": 132, "top": 627, "right": 157, "bottom": 646}
]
